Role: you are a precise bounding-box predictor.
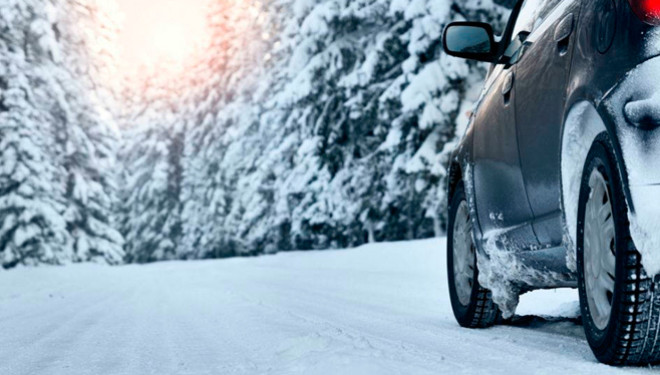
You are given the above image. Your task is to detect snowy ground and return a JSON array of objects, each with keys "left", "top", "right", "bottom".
[{"left": 0, "top": 239, "right": 655, "bottom": 375}]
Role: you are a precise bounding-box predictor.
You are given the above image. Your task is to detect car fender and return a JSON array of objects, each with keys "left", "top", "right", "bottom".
[
  {"left": 447, "top": 120, "right": 484, "bottom": 243},
  {"left": 559, "top": 101, "right": 608, "bottom": 272}
]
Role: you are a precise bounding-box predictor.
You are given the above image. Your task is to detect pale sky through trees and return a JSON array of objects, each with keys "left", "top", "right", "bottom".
[{"left": 116, "top": 0, "right": 208, "bottom": 71}]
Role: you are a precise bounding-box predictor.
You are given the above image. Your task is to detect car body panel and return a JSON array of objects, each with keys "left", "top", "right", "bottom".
[
  {"left": 471, "top": 63, "right": 539, "bottom": 250},
  {"left": 515, "top": 0, "right": 582, "bottom": 246}
]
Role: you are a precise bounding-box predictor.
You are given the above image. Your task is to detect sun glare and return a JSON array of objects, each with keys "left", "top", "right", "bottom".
[{"left": 117, "top": 0, "right": 209, "bottom": 76}]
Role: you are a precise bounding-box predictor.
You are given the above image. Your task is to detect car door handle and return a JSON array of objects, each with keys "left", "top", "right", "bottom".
[
  {"left": 554, "top": 14, "right": 574, "bottom": 42},
  {"left": 502, "top": 71, "right": 514, "bottom": 105},
  {"left": 502, "top": 71, "right": 514, "bottom": 96}
]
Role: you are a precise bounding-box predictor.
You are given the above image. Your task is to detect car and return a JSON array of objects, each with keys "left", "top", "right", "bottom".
[{"left": 443, "top": 0, "right": 660, "bottom": 366}]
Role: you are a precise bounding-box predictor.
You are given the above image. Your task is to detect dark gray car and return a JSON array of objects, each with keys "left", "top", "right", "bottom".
[{"left": 443, "top": 0, "right": 660, "bottom": 365}]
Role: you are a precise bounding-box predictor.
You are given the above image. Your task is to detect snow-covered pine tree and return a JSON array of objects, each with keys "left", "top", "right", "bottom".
[
  {"left": 178, "top": 0, "right": 283, "bottom": 259},
  {"left": 0, "top": 0, "right": 71, "bottom": 268},
  {"left": 244, "top": 0, "right": 508, "bottom": 248},
  {"left": 120, "top": 70, "right": 185, "bottom": 263},
  {"left": 53, "top": 0, "right": 125, "bottom": 264},
  {"left": 0, "top": 0, "right": 127, "bottom": 267},
  {"left": 127, "top": 0, "right": 507, "bottom": 260}
]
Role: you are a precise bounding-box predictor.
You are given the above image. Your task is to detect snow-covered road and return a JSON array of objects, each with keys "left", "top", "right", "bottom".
[{"left": 0, "top": 239, "right": 655, "bottom": 374}]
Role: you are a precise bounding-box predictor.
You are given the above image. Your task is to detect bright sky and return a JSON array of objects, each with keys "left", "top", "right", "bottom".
[{"left": 116, "top": 0, "right": 209, "bottom": 73}]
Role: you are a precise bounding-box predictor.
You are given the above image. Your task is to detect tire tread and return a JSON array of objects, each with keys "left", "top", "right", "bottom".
[{"left": 467, "top": 288, "right": 499, "bottom": 328}]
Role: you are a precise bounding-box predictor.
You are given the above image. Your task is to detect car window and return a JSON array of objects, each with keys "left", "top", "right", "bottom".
[
  {"left": 487, "top": 0, "right": 563, "bottom": 75},
  {"left": 512, "top": 0, "right": 562, "bottom": 36}
]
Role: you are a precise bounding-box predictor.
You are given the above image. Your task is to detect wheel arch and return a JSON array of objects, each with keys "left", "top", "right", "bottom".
[{"left": 560, "top": 100, "right": 632, "bottom": 271}]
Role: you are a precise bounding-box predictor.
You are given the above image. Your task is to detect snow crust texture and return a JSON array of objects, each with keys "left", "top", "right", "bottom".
[{"left": 476, "top": 228, "right": 573, "bottom": 318}]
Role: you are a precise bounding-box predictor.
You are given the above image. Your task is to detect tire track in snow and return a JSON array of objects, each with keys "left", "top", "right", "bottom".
[{"left": 0, "top": 284, "right": 134, "bottom": 375}]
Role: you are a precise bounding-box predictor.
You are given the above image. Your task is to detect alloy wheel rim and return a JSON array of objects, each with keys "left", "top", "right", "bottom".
[
  {"left": 453, "top": 201, "right": 476, "bottom": 306},
  {"left": 584, "top": 169, "right": 617, "bottom": 330}
]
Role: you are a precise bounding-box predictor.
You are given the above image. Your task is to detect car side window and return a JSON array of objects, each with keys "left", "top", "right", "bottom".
[
  {"left": 488, "top": 0, "right": 563, "bottom": 72},
  {"left": 497, "top": 0, "right": 563, "bottom": 63},
  {"left": 512, "top": 0, "right": 562, "bottom": 36}
]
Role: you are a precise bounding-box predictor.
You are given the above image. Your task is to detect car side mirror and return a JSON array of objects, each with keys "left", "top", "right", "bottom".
[{"left": 443, "top": 22, "right": 498, "bottom": 63}]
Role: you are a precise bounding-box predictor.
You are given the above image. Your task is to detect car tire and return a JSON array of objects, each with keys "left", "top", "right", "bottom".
[
  {"left": 448, "top": 181, "right": 500, "bottom": 328},
  {"left": 577, "top": 136, "right": 660, "bottom": 365}
]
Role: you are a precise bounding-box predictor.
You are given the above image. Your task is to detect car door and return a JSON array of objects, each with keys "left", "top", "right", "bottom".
[
  {"left": 471, "top": 62, "right": 538, "bottom": 248},
  {"left": 513, "top": 0, "right": 581, "bottom": 246}
]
